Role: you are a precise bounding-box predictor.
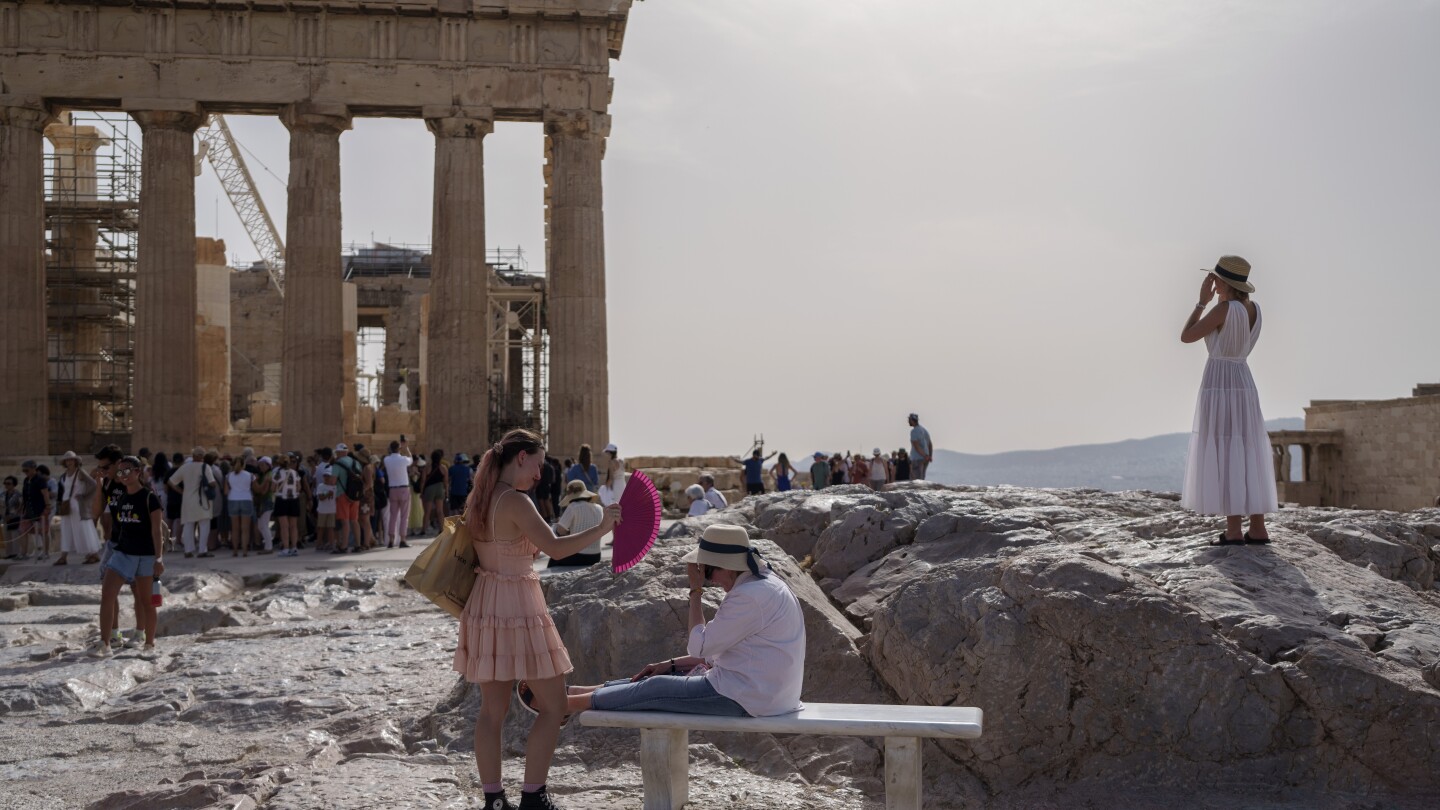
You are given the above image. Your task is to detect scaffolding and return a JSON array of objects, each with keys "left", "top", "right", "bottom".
[
  {"left": 487, "top": 271, "right": 549, "bottom": 444},
  {"left": 44, "top": 112, "right": 141, "bottom": 453}
]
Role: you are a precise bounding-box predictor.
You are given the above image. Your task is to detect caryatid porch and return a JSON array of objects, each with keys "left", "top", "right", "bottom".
[{"left": 0, "top": 0, "right": 635, "bottom": 457}]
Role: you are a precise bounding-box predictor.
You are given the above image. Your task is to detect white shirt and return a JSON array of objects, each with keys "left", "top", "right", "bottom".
[
  {"left": 703, "top": 487, "right": 727, "bottom": 511},
  {"left": 687, "top": 570, "right": 806, "bottom": 717},
  {"left": 273, "top": 469, "right": 299, "bottom": 499},
  {"left": 869, "top": 458, "right": 888, "bottom": 481},
  {"left": 315, "top": 482, "right": 337, "bottom": 514},
  {"left": 383, "top": 452, "right": 413, "bottom": 489},
  {"left": 557, "top": 500, "right": 606, "bottom": 555},
  {"left": 227, "top": 470, "right": 255, "bottom": 501}
]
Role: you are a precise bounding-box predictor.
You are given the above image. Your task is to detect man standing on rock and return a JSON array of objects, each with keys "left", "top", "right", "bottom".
[
  {"left": 525, "top": 524, "right": 805, "bottom": 720},
  {"left": 736, "top": 448, "right": 776, "bottom": 497},
  {"left": 92, "top": 456, "right": 163, "bottom": 658},
  {"left": 908, "top": 413, "right": 934, "bottom": 480},
  {"left": 809, "top": 452, "right": 830, "bottom": 491}
]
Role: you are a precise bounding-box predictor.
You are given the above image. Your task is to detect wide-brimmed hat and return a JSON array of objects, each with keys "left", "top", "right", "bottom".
[
  {"left": 681, "top": 524, "right": 768, "bottom": 577},
  {"left": 1202, "top": 255, "right": 1255, "bottom": 294},
  {"left": 60, "top": 451, "right": 80, "bottom": 464},
  {"left": 560, "top": 479, "right": 599, "bottom": 506}
]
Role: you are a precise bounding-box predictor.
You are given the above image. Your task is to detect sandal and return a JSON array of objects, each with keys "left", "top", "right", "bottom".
[
  {"left": 515, "top": 681, "right": 573, "bottom": 724},
  {"left": 1209, "top": 533, "right": 1245, "bottom": 547},
  {"left": 1243, "top": 533, "right": 1272, "bottom": 545}
]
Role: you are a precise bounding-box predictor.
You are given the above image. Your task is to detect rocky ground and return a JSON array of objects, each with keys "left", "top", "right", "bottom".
[{"left": 3, "top": 483, "right": 1439, "bottom": 809}]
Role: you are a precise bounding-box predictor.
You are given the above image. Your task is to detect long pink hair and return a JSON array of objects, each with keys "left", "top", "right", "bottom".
[{"left": 464, "top": 428, "right": 545, "bottom": 539}]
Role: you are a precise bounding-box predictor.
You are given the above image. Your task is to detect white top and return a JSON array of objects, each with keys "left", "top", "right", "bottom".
[
  {"left": 868, "top": 458, "right": 888, "bottom": 481},
  {"left": 273, "top": 469, "right": 299, "bottom": 499},
  {"left": 227, "top": 470, "right": 255, "bottom": 501},
  {"left": 703, "top": 488, "right": 727, "bottom": 511},
  {"left": 383, "top": 452, "right": 413, "bottom": 489},
  {"left": 557, "top": 500, "right": 606, "bottom": 555},
  {"left": 579, "top": 702, "right": 983, "bottom": 740},
  {"left": 315, "top": 482, "right": 337, "bottom": 514},
  {"left": 686, "top": 570, "right": 806, "bottom": 717},
  {"left": 687, "top": 498, "right": 712, "bottom": 517},
  {"left": 170, "top": 460, "right": 214, "bottom": 523}
]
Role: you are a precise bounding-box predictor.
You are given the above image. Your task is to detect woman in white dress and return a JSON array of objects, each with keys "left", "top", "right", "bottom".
[
  {"left": 597, "top": 443, "right": 627, "bottom": 507},
  {"left": 1180, "top": 256, "right": 1277, "bottom": 545},
  {"left": 55, "top": 451, "right": 102, "bottom": 565}
]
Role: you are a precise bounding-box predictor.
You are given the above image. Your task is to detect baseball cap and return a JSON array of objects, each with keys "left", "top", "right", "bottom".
[{"left": 335, "top": 443, "right": 349, "bottom": 452}]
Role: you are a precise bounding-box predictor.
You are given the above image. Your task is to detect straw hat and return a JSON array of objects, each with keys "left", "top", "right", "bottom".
[
  {"left": 560, "top": 479, "right": 598, "bottom": 507},
  {"left": 1202, "top": 255, "right": 1255, "bottom": 294},
  {"left": 60, "top": 451, "right": 80, "bottom": 465},
  {"left": 681, "top": 524, "right": 768, "bottom": 577}
]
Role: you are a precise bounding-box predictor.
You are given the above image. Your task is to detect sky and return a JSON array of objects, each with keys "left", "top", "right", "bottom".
[{"left": 193, "top": 0, "right": 1440, "bottom": 457}]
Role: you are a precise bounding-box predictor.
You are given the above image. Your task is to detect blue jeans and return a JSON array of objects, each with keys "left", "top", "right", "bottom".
[{"left": 590, "top": 675, "right": 748, "bottom": 717}]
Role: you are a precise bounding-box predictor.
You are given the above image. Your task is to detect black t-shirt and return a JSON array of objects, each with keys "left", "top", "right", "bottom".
[
  {"left": 895, "top": 458, "right": 911, "bottom": 481},
  {"left": 102, "top": 479, "right": 127, "bottom": 541},
  {"left": 110, "top": 488, "right": 161, "bottom": 556},
  {"left": 21, "top": 476, "right": 47, "bottom": 518}
]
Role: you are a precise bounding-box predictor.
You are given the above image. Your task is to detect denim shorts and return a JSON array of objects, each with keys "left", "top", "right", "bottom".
[
  {"left": 227, "top": 499, "right": 256, "bottom": 517},
  {"left": 104, "top": 549, "right": 156, "bottom": 583},
  {"left": 590, "top": 674, "right": 748, "bottom": 717}
]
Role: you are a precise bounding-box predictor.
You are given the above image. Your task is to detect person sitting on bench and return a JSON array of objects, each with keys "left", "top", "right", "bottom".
[{"left": 522, "top": 524, "right": 806, "bottom": 718}]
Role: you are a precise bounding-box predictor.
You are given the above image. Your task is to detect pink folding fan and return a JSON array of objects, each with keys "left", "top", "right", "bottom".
[{"left": 612, "top": 471, "right": 662, "bottom": 573}]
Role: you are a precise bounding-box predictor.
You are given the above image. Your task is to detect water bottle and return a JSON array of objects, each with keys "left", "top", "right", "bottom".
[{"left": 151, "top": 577, "right": 163, "bottom": 608}]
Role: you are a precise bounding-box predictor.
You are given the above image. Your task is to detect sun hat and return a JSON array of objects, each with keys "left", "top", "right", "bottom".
[
  {"left": 1202, "top": 255, "right": 1255, "bottom": 294},
  {"left": 560, "top": 479, "right": 599, "bottom": 507},
  {"left": 60, "top": 451, "right": 80, "bottom": 464},
  {"left": 872, "top": 448, "right": 882, "bottom": 455},
  {"left": 681, "top": 524, "right": 769, "bottom": 577}
]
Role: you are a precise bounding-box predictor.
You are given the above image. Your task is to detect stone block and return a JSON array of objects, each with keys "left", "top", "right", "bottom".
[{"left": 374, "top": 406, "right": 421, "bottom": 436}]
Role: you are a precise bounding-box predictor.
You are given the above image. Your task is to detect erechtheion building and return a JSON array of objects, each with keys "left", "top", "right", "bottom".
[
  {"left": 1, "top": 0, "right": 638, "bottom": 459},
  {"left": 1271, "top": 383, "right": 1440, "bottom": 512}
]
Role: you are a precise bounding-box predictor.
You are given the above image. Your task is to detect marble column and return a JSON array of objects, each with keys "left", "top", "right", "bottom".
[
  {"left": 280, "top": 103, "right": 351, "bottom": 454},
  {"left": 424, "top": 108, "right": 492, "bottom": 452},
  {"left": 130, "top": 104, "right": 205, "bottom": 454},
  {"left": 544, "top": 110, "right": 610, "bottom": 457},
  {"left": 0, "top": 97, "right": 53, "bottom": 457}
]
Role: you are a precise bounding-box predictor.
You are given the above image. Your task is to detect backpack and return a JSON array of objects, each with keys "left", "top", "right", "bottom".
[
  {"left": 339, "top": 458, "right": 364, "bottom": 501},
  {"left": 200, "top": 465, "right": 218, "bottom": 503}
]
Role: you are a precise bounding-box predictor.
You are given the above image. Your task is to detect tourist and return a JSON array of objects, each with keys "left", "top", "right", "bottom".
[
  {"left": 314, "top": 466, "right": 338, "bottom": 552},
  {"left": 892, "top": 448, "right": 911, "bottom": 482},
  {"left": 454, "top": 429, "right": 620, "bottom": 810},
  {"left": 353, "top": 445, "right": 379, "bottom": 550},
  {"left": 224, "top": 459, "right": 257, "bottom": 556},
  {"left": 908, "top": 413, "right": 934, "bottom": 480},
  {"left": 850, "top": 453, "right": 870, "bottom": 490},
  {"left": 272, "top": 455, "right": 301, "bottom": 557},
  {"left": 868, "top": 448, "right": 891, "bottom": 489},
  {"left": 551, "top": 480, "right": 605, "bottom": 567},
  {"left": 37, "top": 464, "right": 58, "bottom": 559},
  {"left": 2, "top": 476, "right": 21, "bottom": 557},
  {"left": 17, "top": 460, "right": 50, "bottom": 560},
  {"left": 332, "top": 444, "right": 363, "bottom": 553},
  {"left": 150, "top": 451, "right": 171, "bottom": 516},
  {"left": 698, "top": 474, "right": 727, "bottom": 511},
  {"left": 685, "top": 484, "right": 712, "bottom": 516},
  {"left": 382, "top": 440, "right": 414, "bottom": 548},
  {"left": 529, "top": 524, "right": 804, "bottom": 724},
  {"left": 1180, "top": 256, "right": 1277, "bottom": 545},
  {"left": 737, "top": 448, "right": 776, "bottom": 497},
  {"left": 565, "top": 444, "right": 600, "bottom": 492},
  {"left": 93, "top": 446, "right": 134, "bottom": 649},
  {"left": 545, "top": 455, "right": 563, "bottom": 518},
  {"left": 91, "top": 455, "right": 163, "bottom": 659},
  {"left": 54, "top": 451, "right": 102, "bottom": 565},
  {"left": 531, "top": 452, "right": 555, "bottom": 520},
  {"left": 807, "top": 452, "right": 828, "bottom": 491},
  {"left": 204, "top": 451, "right": 225, "bottom": 551},
  {"left": 423, "top": 449, "right": 448, "bottom": 535},
  {"left": 598, "top": 443, "right": 628, "bottom": 506},
  {"left": 449, "top": 452, "right": 473, "bottom": 518},
  {"left": 768, "top": 453, "right": 797, "bottom": 493},
  {"left": 254, "top": 457, "right": 276, "bottom": 554},
  {"left": 828, "top": 454, "right": 844, "bottom": 487}
]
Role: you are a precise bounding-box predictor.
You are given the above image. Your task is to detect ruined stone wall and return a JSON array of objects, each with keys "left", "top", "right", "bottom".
[
  {"left": 229, "top": 272, "right": 283, "bottom": 421},
  {"left": 1307, "top": 394, "right": 1440, "bottom": 511},
  {"left": 195, "top": 239, "right": 232, "bottom": 443}
]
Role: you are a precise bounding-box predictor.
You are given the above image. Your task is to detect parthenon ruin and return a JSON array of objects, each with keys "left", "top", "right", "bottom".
[{"left": 0, "top": 0, "right": 638, "bottom": 458}]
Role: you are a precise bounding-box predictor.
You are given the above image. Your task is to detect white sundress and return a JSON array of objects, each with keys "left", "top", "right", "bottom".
[{"left": 1182, "top": 300, "right": 1279, "bottom": 516}]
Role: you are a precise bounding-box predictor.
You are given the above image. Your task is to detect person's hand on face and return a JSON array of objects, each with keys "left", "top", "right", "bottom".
[{"left": 1199, "top": 275, "right": 1216, "bottom": 305}]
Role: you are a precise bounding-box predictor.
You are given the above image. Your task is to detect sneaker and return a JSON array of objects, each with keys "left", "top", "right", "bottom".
[
  {"left": 518, "top": 786, "right": 562, "bottom": 810},
  {"left": 184, "top": 552, "right": 194, "bottom": 558},
  {"left": 88, "top": 643, "right": 112, "bottom": 659},
  {"left": 139, "top": 643, "right": 158, "bottom": 660},
  {"left": 482, "top": 792, "right": 516, "bottom": 810},
  {"left": 124, "top": 632, "right": 146, "bottom": 649}
]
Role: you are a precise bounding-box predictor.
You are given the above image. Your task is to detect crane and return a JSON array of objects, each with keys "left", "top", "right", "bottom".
[{"left": 195, "top": 114, "right": 286, "bottom": 294}]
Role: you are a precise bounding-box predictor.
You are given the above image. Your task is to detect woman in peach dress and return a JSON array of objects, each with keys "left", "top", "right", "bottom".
[{"left": 454, "top": 428, "right": 619, "bottom": 810}]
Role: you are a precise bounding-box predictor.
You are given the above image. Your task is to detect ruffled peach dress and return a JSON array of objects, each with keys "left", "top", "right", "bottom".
[{"left": 453, "top": 491, "right": 573, "bottom": 683}]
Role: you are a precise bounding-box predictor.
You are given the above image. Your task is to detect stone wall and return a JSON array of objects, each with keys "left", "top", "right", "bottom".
[
  {"left": 195, "top": 240, "right": 231, "bottom": 443},
  {"left": 1306, "top": 392, "right": 1440, "bottom": 511},
  {"left": 229, "top": 272, "right": 283, "bottom": 422}
]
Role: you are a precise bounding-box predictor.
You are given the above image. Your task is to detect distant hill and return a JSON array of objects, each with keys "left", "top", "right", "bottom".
[{"left": 928, "top": 418, "right": 1304, "bottom": 493}]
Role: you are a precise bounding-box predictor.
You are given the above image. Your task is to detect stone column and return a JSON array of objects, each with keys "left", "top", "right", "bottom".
[
  {"left": 544, "top": 110, "right": 610, "bottom": 457},
  {"left": 424, "top": 108, "right": 493, "bottom": 452},
  {"left": 130, "top": 104, "right": 205, "bottom": 453},
  {"left": 0, "top": 97, "right": 53, "bottom": 457},
  {"left": 280, "top": 103, "right": 351, "bottom": 455}
]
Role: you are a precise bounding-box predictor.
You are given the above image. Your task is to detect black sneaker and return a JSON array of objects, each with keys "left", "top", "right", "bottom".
[
  {"left": 518, "top": 786, "right": 562, "bottom": 810},
  {"left": 481, "top": 791, "right": 516, "bottom": 810}
]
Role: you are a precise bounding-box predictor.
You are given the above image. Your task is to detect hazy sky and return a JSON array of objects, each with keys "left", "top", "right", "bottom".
[{"left": 195, "top": 0, "right": 1440, "bottom": 457}]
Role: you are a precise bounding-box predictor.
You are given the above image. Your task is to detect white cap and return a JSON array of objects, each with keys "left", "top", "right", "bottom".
[
  {"left": 873, "top": 448, "right": 882, "bottom": 455},
  {"left": 603, "top": 443, "right": 618, "bottom": 454},
  {"left": 258, "top": 456, "right": 272, "bottom": 466},
  {"left": 334, "top": 443, "right": 348, "bottom": 452}
]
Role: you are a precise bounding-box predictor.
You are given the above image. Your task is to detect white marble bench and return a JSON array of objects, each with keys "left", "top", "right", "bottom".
[{"left": 578, "top": 702, "right": 983, "bottom": 810}]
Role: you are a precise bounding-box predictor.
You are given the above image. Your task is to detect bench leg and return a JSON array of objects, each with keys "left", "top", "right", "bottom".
[
  {"left": 885, "top": 736, "right": 922, "bottom": 810},
  {"left": 640, "top": 727, "right": 689, "bottom": 810}
]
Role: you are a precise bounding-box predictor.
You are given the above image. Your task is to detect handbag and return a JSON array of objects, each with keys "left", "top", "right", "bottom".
[{"left": 404, "top": 515, "right": 477, "bottom": 619}]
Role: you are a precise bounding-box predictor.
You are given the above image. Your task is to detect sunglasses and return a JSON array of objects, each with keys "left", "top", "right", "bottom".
[{"left": 115, "top": 468, "right": 138, "bottom": 477}]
